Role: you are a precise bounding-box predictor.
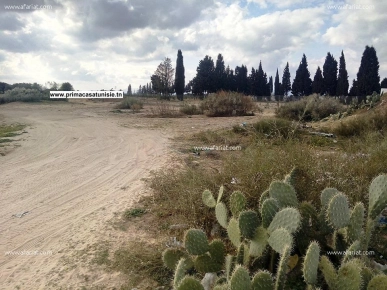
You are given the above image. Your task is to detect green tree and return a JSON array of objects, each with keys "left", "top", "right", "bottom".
[
  {"left": 356, "top": 45, "right": 380, "bottom": 102},
  {"left": 268, "top": 76, "right": 273, "bottom": 100},
  {"left": 282, "top": 62, "right": 291, "bottom": 97},
  {"left": 151, "top": 57, "right": 175, "bottom": 98},
  {"left": 59, "top": 82, "right": 74, "bottom": 91},
  {"left": 381, "top": 77, "right": 387, "bottom": 88},
  {"left": 292, "top": 54, "right": 312, "bottom": 97},
  {"left": 274, "top": 68, "right": 282, "bottom": 101},
  {"left": 336, "top": 50, "right": 349, "bottom": 96},
  {"left": 322, "top": 52, "right": 338, "bottom": 96},
  {"left": 214, "top": 53, "right": 226, "bottom": 92},
  {"left": 349, "top": 79, "right": 358, "bottom": 97},
  {"left": 312, "top": 66, "right": 323, "bottom": 94},
  {"left": 127, "top": 84, "right": 132, "bottom": 95},
  {"left": 235, "top": 65, "right": 248, "bottom": 94},
  {"left": 175, "top": 49, "right": 185, "bottom": 101}
]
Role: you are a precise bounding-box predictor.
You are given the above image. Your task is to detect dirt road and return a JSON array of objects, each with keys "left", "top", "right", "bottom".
[{"left": 0, "top": 101, "right": 169, "bottom": 289}]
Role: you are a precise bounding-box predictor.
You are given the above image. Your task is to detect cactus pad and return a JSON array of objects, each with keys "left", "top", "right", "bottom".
[
  {"left": 367, "top": 274, "right": 387, "bottom": 290},
  {"left": 269, "top": 181, "right": 298, "bottom": 208},
  {"left": 194, "top": 254, "right": 223, "bottom": 273},
  {"left": 299, "top": 201, "right": 318, "bottom": 226},
  {"left": 268, "top": 207, "right": 301, "bottom": 234},
  {"left": 215, "top": 202, "right": 229, "bottom": 228},
  {"left": 259, "top": 189, "right": 270, "bottom": 209},
  {"left": 319, "top": 255, "right": 337, "bottom": 290},
  {"left": 303, "top": 241, "right": 320, "bottom": 285},
  {"left": 321, "top": 188, "right": 340, "bottom": 209},
  {"left": 184, "top": 229, "right": 209, "bottom": 255},
  {"left": 225, "top": 254, "right": 235, "bottom": 281},
  {"left": 227, "top": 217, "right": 241, "bottom": 248},
  {"left": 343, "top": 240, "right": 361, "bottom": 263},
  {"left": 177, "top": 276, "right": 205, "bottom": 290},
  {"left": 230, "top": 265, "right": 251, "bottom": 290},
  {"left": 230, "top": 191, "right": 246, "bottom": 217},
  {"left": 336, "top": 259, "right": 362, "bottom": 290},
  {"left": 174, "top": 258, "right": 192, "bottom": 288},
  {"left": 249, "top": 226, "right": 268, "bottom": 257},
  {"left": 268, "top": 228, "right": 293, "bottom": 255},
  {"left": 261, "top": 198, "right": 280, "bottom": 228},
  {"left": 275, "top": 245, "right": 291, "bottom": 290},
  {"left": 251, "top": 270, "right": 274, "bottom": 290},
  {"left": 162, "top": 248, "right": 188, "bottom": 270},
  {"left": 368, "top": 174, "right": 387, "bottom": 219},
  {"left": 202, "top": 189, "right": 216, "bottom": 208},
  {"left": 217, "top": 185, "right": 224, "bottom": 203},
  {"left": 347, "top": 202, "right": 365, "bottom": 243},
  {"left": 239, "top": 210, "right": 260, "bottom": 239},
  {"left": 326, "top": 193, "right": 351, "bottom": 229},
  {"left": 209, "top": 239, "right": 225, "bottom": 264}
]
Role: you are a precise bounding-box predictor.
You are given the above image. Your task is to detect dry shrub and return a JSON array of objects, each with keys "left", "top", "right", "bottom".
[{"left": 200, "top": 91, "right": 255, "bottom": 117}]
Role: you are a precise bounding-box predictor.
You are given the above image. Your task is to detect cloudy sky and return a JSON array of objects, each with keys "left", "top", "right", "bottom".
[{"left": 0, "top": 0, "right": 386, "bottom": 92}]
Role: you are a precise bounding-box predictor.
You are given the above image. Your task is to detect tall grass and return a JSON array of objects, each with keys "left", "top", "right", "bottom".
[
  {"left": 0, "top": 88, "right": 61, "bottom": 104},
  {"left": 115, "top": 97, "right": 144, "bottom": 111}
]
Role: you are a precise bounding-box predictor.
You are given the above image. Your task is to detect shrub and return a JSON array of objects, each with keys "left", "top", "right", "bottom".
[
  {"left": 253, "top": 118, "right": 298, "bottom": 139},
  {"left": 149, "top": 101, "right": 182, "bottom": 117},
  {"left": 200, "top": 91, "right": 255, "bottom": 117},
  {"left": 115, "top": 97, "right": 143, "bottom": 111},
  {"left": 179, "top": 103, "right": 203, "bottom": 115},
  {"left": 0, "top": 87, "right": 49, "bottom": 104},
  {"left": 276, "top": 94, "right": 345, "bottom": 121}
]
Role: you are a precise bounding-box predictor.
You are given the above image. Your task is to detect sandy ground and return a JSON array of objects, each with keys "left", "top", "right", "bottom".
[
  {"left": 0, "top": 99, "right": 273, "bottom": 289},
  {"left": 0, "top": 101, "right": 172, "bottom": 289}
]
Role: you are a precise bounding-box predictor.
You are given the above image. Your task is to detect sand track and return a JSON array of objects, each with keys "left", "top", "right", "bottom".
[{"left": 0, "top": 102, "right": 169, "bottom": 289}]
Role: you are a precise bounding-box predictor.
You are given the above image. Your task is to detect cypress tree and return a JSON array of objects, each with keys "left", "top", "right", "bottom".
[
  {"left": 291, "top": 54, "right": 312, "bottom": 97},
  {"left": 268, "top": 76, "right": 273, "bottom": 100},
  {"left": 381, "top": 78, "right": 387, "bottom": 88},
  {"left": 282, "top": 62, "right": 291, "bottom": 97},
  {"left": 322, "top": 52, "right": 338, "bottom": 96},
  {"left": 336, "top": 50, "right": 349, "bottom": 96},
  {"left": 175, "top": 49, "right": 185, "bottom": 101},
  {"left": 192, "top": 55, "right": 215, "bottom": 97},
  {"left": 312, "top": 66, "right": 323, "bottom": 94},
  {"left": 127, "top": 84, "right": 132, "bottom": 95},
  {"left": 235, "top": 65, "right": 248, "bottom": 94},
  {"left": 274, "top": 68, "right": 281, "bottom": 100},
  {"left": 214, "top": 53, "right": 226, "bottom": 92},
  {"left": 356, "top": 45, "right": 380, "bottom": 102}
]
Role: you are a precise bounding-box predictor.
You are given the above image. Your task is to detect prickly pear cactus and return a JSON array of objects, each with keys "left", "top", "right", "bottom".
[
  {"left": 239, "top": 210, "right": 260, "bottom": 239},
  {"left": 275, "top": 245, "right": 291, "bottom": 290},
  {"left": 251, "top": 270, "right": 274, "bottom": 290},
  {"left": 267, "top": 207, "right": 301, "bottom": 234},
  {"left": 347, "top": 202, "right": 365, "bottom": 243},
  {"left": 326, "top": 193, "right": 351, "bottom": 229},
  {"left": 184, "top": 229, "right": 209, "bottom": 255},
  {"left": 269, "top": 181, "right": 298, "bottom": 208},
  {"left": 194, "top": 254, "right": 223, "bottom": 273},
  {"left": 303, "top": 241, "right": 320, "bottom": 285},
  {"left": 249, "top": 226, "right": 268, "bottom": 257},
  {"left": 368, "top": 174, "right": 387, "bottom": 219},
  {"left": 261, "top": 198, "right": 280, "bottom": 228},
  {"left": 162, "top": 248, "right": 189, "bottom": 270},
  {"left": 321, "top": 188, "right": 340, "bottom": 209},
  {"left": 230, "top": 265, "right": 251, "bottom": 290},
  {"left": 215, "top": 202, "right": 229, "bottom": 228},
  {"left": 209, "top": 239, "right": 226, "bottom": 264},
  {"left": 319, "top": 255, "right": 337, "bottom": 290},
  {"left": 268, "top": 228, "right": 293, "bottom": 255},
  {"left": 367, "top": 274, "right": 387, "bottom": 290},
  {"left": 217, "top": 185, "right": 224, "bottom": 203},
  {"left": 174, "top": 258, "right": 192, "bottom": 288},
  {"left": 230, "top": 191, "right": 246, "bottom": 217},
  {"left": 227, "top": 218, "right": 241, "bottom": 248},
  {"left": 336, "top": 259, "right": 362, "bottom": 290},
  {"left": 202, "top": 189, "right": 217, "bottom": 208},
  {"left": 177, "top": 276, "right": 204, "bottom": 290}
]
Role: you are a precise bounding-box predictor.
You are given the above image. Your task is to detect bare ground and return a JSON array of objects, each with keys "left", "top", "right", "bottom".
[{"left": 0, "top": 100, "right": 274, "bottom": 289}]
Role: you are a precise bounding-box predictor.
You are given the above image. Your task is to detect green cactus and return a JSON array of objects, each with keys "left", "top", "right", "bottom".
[
  {"left": 239, "top": 210, "right": 260, "bottom": 239},
  {"left": 259, "top": 189, "right": 270, "bottom": 209},
  {"left": 251, "top": 270, "right": 274, "bottom": 290},
  {"left": 347, "top": 202, "right": 365, "bottom": 243},
  {"left": 162, "top": 248, "right": 189, "bottom": 270},
  {"left": 268, "top": 228, "right": 293, "bottom": 255},
  {"left": 218, "top": 185, "right": 224, "bottom": 203},
  {"left": 261, "top": 198, "right": 280, "bottom": 228},
  {"left": 177, "top": 276, "right": 204, "bottom": 290},
  {"left": 184, "top": 229, "right": 209, "bottom": 255},
  {"left": 236, "top": 243, "right": 245, "bottom": 265},
  {"left": 326, "top": 193, "right": 351, "bottom": 229},
  {"left": 360, "top": 267, "right": 373, "bottom": 290},
  {"left": 215, "top": 202, "right": 229, "bottom": 228},
  {"left": 299, "top": 201, "right": 318, "bottom": 226},
  {"left": 203, "top": 189, "right": 217, "bottom": 208},
  {"left": 267, "top": 207, "right": 301, "bottom": 234},
  {"left": 174, "top": 258, "right": 191, "bottom": 288},
  {"left": 336, "top": 259, "right": 362, "bottom": 290},
  {"left": 321, "top": 188, "right": 340, "bottom": 209},
  {"left": 362, "top": 218, "right": 376, "bottom": 252},
  {"left": 303, "top": 241, "right": 320, "bottom": 285},
  {"left": 275, "top": 245, "right": 291, "bottom": 290},
  {"left": 213, "top": 285, "right": 228, "bottom": 290},
  {"left": 209, "top": 239, "right": 226, "bottom": 264},
  {"left": 230, "top": 191, "right": 246, "bottom": 217},
  {"left": 269, "top": 181, "right": 298, "bottom": 208},
  {"left": 367, "top": 274, "right": 387, "bottom": 290},
  {"left": 368, "top": 174, "right": 387, "bottom": 219},
  {"left": 230, "top": 265, "right": 251, "bottom": 290},
  {"left": 194, "top": 253, "right": 223, "bottom": 273},
  {"left": 333, "top": 230, "right": 347, "bottom": 252},
  {"left": 343, "top": 240, "right": 361, "bottom": 263},
  {"left": 284, "top": 166, "right": 298, "bottom": 187},
  {"left": 319, "top": 255, "right": 337, "bottom": 289},
  {"left": 227, "top": 217, "right": 241, "bottom": 248},
  {"left": 249, "top": 226, "right": 268, "bottom": 257},
  {"left": 225, "top": 254, "right": 235, "bottom": 281}
]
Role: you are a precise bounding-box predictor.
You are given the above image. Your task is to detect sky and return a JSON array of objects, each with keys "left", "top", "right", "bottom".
[{"left": 0, "top": 0, "right": 386, "bottom": 92}]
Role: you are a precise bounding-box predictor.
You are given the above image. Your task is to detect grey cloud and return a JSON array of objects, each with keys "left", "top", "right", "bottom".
[
  {"left": 0, "top": 0, "right": 63, "bottom": 14},
  {"left": 0, "top": 31, "right": 51, "bottom": 53},
  {"left": 0, "top": 14, "right": 24, "bottom": 30}
]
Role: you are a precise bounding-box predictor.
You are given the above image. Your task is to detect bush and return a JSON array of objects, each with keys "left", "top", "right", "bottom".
[
  {"left": 200, "top": 91, "right": 255, "bottom": 117},
  {"left": 149, "top": 101, "right": 182, "bottom": 117},
  {"left": 276, "top": 95, "right": 345, "bottom": 121},
  {"left": 115, "top": 97, "right": 143, "bottom": 111},
  {"left": 179, "top": 103, "right": 203, "bottom": 115},
  {"left": 0, "top": 87, "right": 50, "bottom": 104},
  {"left": 253, "top": 118, "right": 298, "bottom": 139}
]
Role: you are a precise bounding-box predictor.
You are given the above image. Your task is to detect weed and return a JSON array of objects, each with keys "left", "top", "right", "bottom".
[
  {"left": 123, "top": 208, "right": 146, "bottom": 219},
  {"left": 179, "top": 103, "right": 203, "bottom": 115}
]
